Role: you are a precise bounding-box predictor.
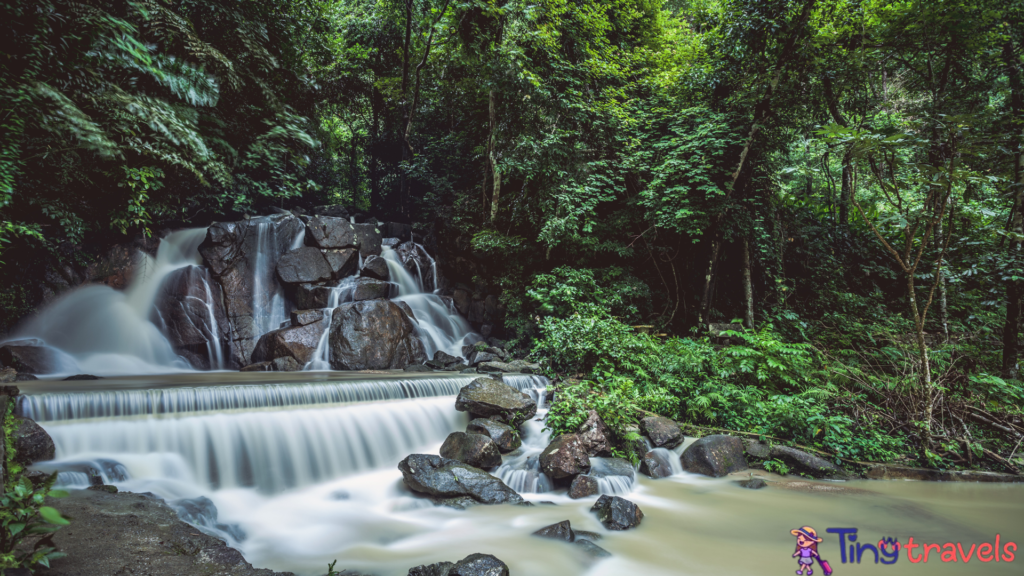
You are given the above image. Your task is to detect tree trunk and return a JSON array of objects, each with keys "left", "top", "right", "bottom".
[
  {"left": 906, "top": 274, "right": 933, "bottom": 449},
  {"left": 839, "top": 152, "right": 852, "bottom": 229},
  {"left": 935, "top": 215, "right": 949, "bottom": 341},
  {"left": 1002, "top": 37, "right": 1024, "bottom": 378},
  {"left": 742, "top": 238, "right": 755, "bottom": 329},
  {"left": 488, "top": 89, "right": 501, "bottom": 223}
]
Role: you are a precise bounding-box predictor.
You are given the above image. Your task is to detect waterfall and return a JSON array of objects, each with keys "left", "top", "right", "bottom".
[
  {"left": 252, "top": 222, "right": 289, "bottom": 338},
  {"left": 6, "top": 229, "right": 212, "bottom": 376},
  {"left": 303, "top": 278, "right": 358, "bottom": 371},
  {"left": 495, "top": 387, "right": 554, "bottom": 494}
]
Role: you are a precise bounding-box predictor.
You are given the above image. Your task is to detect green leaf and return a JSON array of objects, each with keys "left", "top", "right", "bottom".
[{"left": 38, "top": 506, "right": 70, "bottom": 526}]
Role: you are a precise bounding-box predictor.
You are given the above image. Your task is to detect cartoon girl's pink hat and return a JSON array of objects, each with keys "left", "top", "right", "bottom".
[{"left": 791, "top": 526, "right": 823, "bottom": 542}]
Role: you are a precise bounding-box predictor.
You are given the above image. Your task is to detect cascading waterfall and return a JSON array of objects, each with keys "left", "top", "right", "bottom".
[
  {"left": 252, "top": 222, "right": 291, "bottom": 338},
  {"left": 495, "top": 387, "right": 554, "bottom": 494},
  {"left": 303, "top": 277, "right": 358, "bottom": 370}
]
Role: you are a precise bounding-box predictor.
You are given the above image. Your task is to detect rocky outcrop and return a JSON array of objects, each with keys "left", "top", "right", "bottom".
[
  {"left": 454, "top": 378, "right": 537, "bottom": 426},
  {"left": 743, "top": 439, "right": 771, "bottom": 460},
  {"left": 466, "top": 419, "right": 521, "bottom": 453},
  {"left": 250, "top": 322, "right": 323, "bottom": 366},
  {"left": 640, "top": 415, "right": 683, "bottom": 448},
  {"left": 681, "top": 434, "right": 747, "bottom": 477},
  {"left": 439, "top": 432, "right": 502, "bottom": 468},
  {"left": 305, "top": 216, "right": 358, "bottom": 249},
  {"left": 153, "top": 265, "right": 231, "bottom": 370},
  {"left": 770, "top": 446, "right": 845, "bottom": 479},
  {"left": 353, "top": 223, "right": 383, "bottom": 258},
  {"left": 398, "top": 454, "right": 524, "bottom": 506},
  {"left": 329, "top": 300, "right": 426, "bottom": 370},
  {"left": 568, "top": 475, "right": 599, "bottom": 499},
  {"left": 360, "top": 255, "right": 390, "bottom": 281},
  {"left": 13, "top": 416, "right": 55, "bottom": 466},
  {"left": 199, "top": 214, "right": 305, "bottom": 365},
  {"left": 324, "top": 248, "right": 359, "bottom": 279},
  {"left": 427, "top": 351, "right": 464, "bottom": 370},
  {"left": 291, "top": 309, "right": 325, "bottom": 326},
  {"left": 577, "top": 410, "right": 612, "bottom": 457},
  {"left": 539, "top": 434, "right": 590, "bottom": 482},
  {"left": 590, "top": 495, "right": 644, "bottom": 531}
]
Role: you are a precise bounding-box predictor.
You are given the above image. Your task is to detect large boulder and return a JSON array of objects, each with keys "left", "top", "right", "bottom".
[
  {"left": 640, "top": 450, "right": 674, "bottom": 479},
  {"left": 276, "top": 246, "right": 333, "bottom": 285},
  {"left": 539, "top": 434, "right": 590, "bottom": 482},
  {"left": 328, "top": 300, "right": 426, "bottom": 370},
  {"left": 291, "top": 309, "right": 325, "bottom": 326},
  {"left": 770, "top": 445, "right": 845, "bottom": 479},
  {"left": 577, "top": 410, "right": 612, "bottom": 457},
  {"left": 353, "top": 223, "right": 383, "bottom": 258},
  {"left": 466, "top": 419, "right": 521, "bottom": 453},
  {"left": 640, "top": 415, "right": 683, "bottom": 448},
  {"left": 449, "top": 554, "right": 509, "bottom": 576},
  {"left": 454, "top": 378, "right": 537, "bottom": 426},
  {"left": 250, "top": 322, "right": 324, "bottom": 366},
  {"left": 13, "top": 416, "right": 55, "bottom": 466},
  {"left": 324, "top": 249, "right": 359, "bottom": 280},
  {"left": 744, "top": 439, "right": 771, "bottom": 460},
  {"left": 589, "top": 495, "right": 643, "bottom": 531},
  {"left": 352, "top": 277, "right": 391, "bottom": 301},
  {"left": 408, "top": 562, "right": 454, "bottom": 576},
  {"left": 567, "top": 475, "right": 599, "bottom": 499},
  {"left": 398, "top": 454, "right": 523, "bottom": 506},
  {"left": 152, "top": 265, "right": 231, "bottom": 370},
  {"left": 477, "top": 360, "right": 542, "bottom": 374},
  {"left": 305, "top": 216, "right": 358, "bottom": 249},
  {"left": 199, "top": 214, "right": 305, "bottom": 365},
  {"left": 426, "top": 350, "right": 463, "bottom": 370},
  {"left": 360, "top": 255, "right": 390, "bottom": 282},
  {"left": 0, "top": 341, "right": 71, "bottom": 375},
  {"left": 681, "top": 434, "right": 747, "bottom": 477},
  {"left": 439, "top": 432, "right": 502, "bottom": 469}
]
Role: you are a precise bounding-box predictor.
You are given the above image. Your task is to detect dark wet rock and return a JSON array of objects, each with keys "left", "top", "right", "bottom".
[
  {"left": 574, "top": 539, "right": 612, "bottom": 559},
  {"left": 440, "top": 432, "right": 502, "bottom": 468},
  {"left": 460, "top": 368, "right": 477, "bottom": 374},
  {"left": 294, "top": 283, "right": 334, "bottom": 309},
  {"left": 153, "top": 265, "right": 232, "bottom": 370},
  {"left": 251, "top": 322, "right": 323, "bottom": 366},
  {"left": 353, "top": 223, "right": 383, "bottom": 258},
  {"left": 466, "top": 419, "right": 521, "bottom": 453},
  {"left": 455, "top": 377, "right": 537, "bottom": 426},
  {"left": 239, "top": 361, "right": 272, "bottom": 372},
  {"left": 532, "top": 520, "right": 575, "bottom": 542},
  {"left": 199, "top": 214, "right": 305, "bottom": 365},
  {"left": 271, "top": 356, "right": 302, "bottom": 372},
  {"left": 738, "top": 477, "right": 768, "bottom": 489},
  {"left": 323, "top": 248, "right": 359, "bottom": 280},
  {"left": 329, "top": 300, "right": 426, "bottom": 370},
  {"left": 276, "top": 246, "right": 333, "bottom": 285},
  {"left": 865, "top": 465, "right": 1023, "bottom": 482},
  {"left": 404, "top": 364, "right": 433, "bottom": 372},
  {"left": 640, "top": 415, "right": 683, "bottom": 448},
  {"left": 744, "top": 439, "right": 771, "bottom": 460},
  {"left": 467, "top": 351, "right": 499, "bottom": 366},
  {"left": 398, "top": 454, "right": 523, "bottom": 506},
  {"left": 574, "top": 530, "right": 602, "bottom": 541},
  {"left": 43, "top": 489, "right": 291, "bottom": 576},
  {"left": 13, "top": 416, "right": 55, "bottom": 466},
  {"left": 540, "top": 434, "right": 591, "bottom": 482},
  {"left": 0, "top": 342, "right": 67, "bottom": 375},
  {"left": 640, "top": 450, "right": 674, "bottom": 479},
  {"left": 681, "top": 434, "right": 747, "bottom": 478},
  {"left": 770, "top": 445, "right": 844, "bottom": 479},
  {"left": 446, "top": 363, "right": 469, "bottom": 372},
  {"left": 477, "top": 360, "right": 542, "bottom": 374},
  {"left": 449, "top": 554, "right": 509, "bottom": 576},
  {"left": 360, "top": 254, "right": 391, "bottom": 281},
  {"left": 589, "top": 458, "right": 635, "bottom": 481},
  {"left": 306, "top": 215, "right": 358, "bottom": 249},
  {"left": 352, "top": 277, "right": 392, "bottom": 301},
  {"left": 577, "top": 410, "right": 612, "bottom": 457},
  {"left": 291, "top": 309, "right": 325, "bottom": 326},
  {"left": 63, "top": 374, "right": 101, "bottom": 381},
  {"left": 171, "top": 495, "right": 246, "bottom": 543},
  {"left": 431, "top": 350, "right": 463, "bottom": 369},
  {"left": 568, "top": 475, "right": 599, "bottom": 499},
  {"left": 408, "top": 562, "right": 455, "bottom": 576},
  {"left": 14, "top": 373, "right": 37, "bottom": 382},
  {"left": 589, "top": 495, "right": 644, "bottom": 531},
  {"left": 313, "top": 205, "right": 348, "bottom": 219}
]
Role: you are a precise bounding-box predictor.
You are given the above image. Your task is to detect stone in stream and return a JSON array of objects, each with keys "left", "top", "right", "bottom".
[
  {"left": 439, "top": 432, "right": 502, "bottom": 469},
  {"left": 353, "top": 223, "right": 383, "bottom": 258},
  {"left": 63, "top": 374, "right": 101, "bottom": 381},
  {"left": 250, "top": 322, "right": 324, "bottom": 366},
  {"left": 276, "top": 246, "right": 334, "bottom": 285},
  {"left": 404, "top": 364, "right": 433, "bottom": 373},
  {"left": 449, "top": 554, "right": 510, "bottom": 576},
  {"left": 744, "top": 439, "right": 772, "bottom": 460},
  {"left": 271, "top": 356, "right": 302, "bottom": 372},
  {"left": 589, "top": 495, "right": 644, "bottom": 531},
  {"left": 477, "top": 360, "right": 542, "bottom": 373},
  {"left": 737, "top": 477, "right": 768, "bottom": 489},
  {"left": 574, "top": 539, "right": 612, "bottom": 559},
  {"left": 539, "top": 434, "right": 591, "bottom": 482},
  {"left": 0, "top": 342, "right": 67, "bottom": 375},
  {"left": 153, "top": 265, "right": 231, "bottom": 370},
  {"left": 454, "top": 377, "right": 537, "bottom": 427},
  {"left": 12, "top": 416, "right": 55, "bottom": 467},
  {"left": 427, "top": 350, "right": 463, "bottom": 370},
  {"left": 398, "top": 454, "right": 524, "bottom": 507},
  {"left": 681, "top": 434, "right": 747, "bottom": 477},
  {"left": 408, "top": 562, "right": 455, "bottom": 576},
  {"left": 324, "top": 248, "right": 359, "bottom": 280},
  {"left": 532, "top": 520, "right": 576, "bottom": 542},
  {"left": 576, "top": 410, "right": 612, "bottom": 457},
  {"left": 640, "top": 450, "right": 674, "bottom": 479},
  {"left": 769, "top": 446, "right": 845, "bottom": 479},
  {"left": 567, "top": 474, "right": 599, "bottom": 499},
  {"left": 466, "top": 418, "right": 521, "bottom": 453},
  {"left": 329, "top": 300, "right": 427, "bottom": 370},
  {"left": 360, "top": 254, "right": 391, "bottom": 281},
  {"left": 352, "top": 277, "right": 392, "bottom": 301},
  {"left": 640, "top": 415, "right": 683, "bottom": 448}
]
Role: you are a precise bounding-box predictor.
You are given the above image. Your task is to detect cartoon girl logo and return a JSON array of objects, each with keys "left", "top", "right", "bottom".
[{"left": 791, "top": 526, "right": 832, "bottom": 575}]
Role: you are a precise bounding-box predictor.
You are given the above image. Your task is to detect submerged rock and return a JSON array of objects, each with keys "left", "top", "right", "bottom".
[
  {"left": 0, "top": 342, "right": 67, "bottom": 375},
  {"left": 329, "top": 300, "right": 427, "bottom": 370},
  {"left": 540, "top": 434, "right": 591, "bottom": 482},
  {"left": 574, "top": 539, "right": 612, "bottom": 559},
  {"left": 13, "top": 416, "right": 55, "bottom": 466},
  {"left": 737, "top": 477, "right": 768, "bottom": 489},
  {"left": 589, "top": 495, "right": 644, "bottom": 531},
  {"left": 770, "top": 446, "right": 844, "bottom": 479},
  {"left": 455, "top": 377, "right": 537, "bottom": 426},
  {"left": 63, "top": 374, "right": 101, "bottom": 381},
  {"left": 439, "top": 432, "right": 502, "bottom": 469},
  {"left": 640, "top": 415, "right": 683, "bottom": 448},
  {"left": 398, "top": 454, "right": 524, "bottom": 506},
  {"left": 568, "top": 475, "right": 599, "bottom": 499},
  {"left": 532, "top": 520, "right": 575, "bottom": 542},
  {"left": 681, "top": 434, "right": 747, "bottom": 477},
  {"left": 466, "top": 419, "right": 521, "bottom": 453}
]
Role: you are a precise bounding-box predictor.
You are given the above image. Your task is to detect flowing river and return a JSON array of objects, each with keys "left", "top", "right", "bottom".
[{"left": 18, "top": 371, "right": 1024, "bottom": 576}]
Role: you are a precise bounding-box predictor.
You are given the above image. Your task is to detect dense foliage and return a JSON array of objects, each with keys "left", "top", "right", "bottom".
[{"left": 3, "top": 0, "right": 1024, "bottom": 472}]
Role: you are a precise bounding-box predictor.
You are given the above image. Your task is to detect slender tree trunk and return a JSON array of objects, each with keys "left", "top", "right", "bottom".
[
  {"left": 742, "top": 238, "right": 755, "bottom": 329},
  {"left": 488, "top": 89, "right": 501, "bottom": 222},
  {"left": 839, "top": 152, "right": 852, "bottom": 229},
  {"left": 906, "top": 274, "right": 934, "bottom": 448},
  {"left": 935, "top": 215, "right": 949, "bottom": 340},
  {"left": 1002, "top": 37, "right": 1024, "bottom": 378}
]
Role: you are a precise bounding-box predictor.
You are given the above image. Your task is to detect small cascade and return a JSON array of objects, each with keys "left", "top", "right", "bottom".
[
  {"left": 41, "top": 396, "right": 464, "bottom": 493},
  {"left": 252, "top": 221, "right": 290, "bottom": 340},
  {"left": 495, "top": 387, "right": 554, "bottom": 494},
  {"left": 587, "top": 456, "right": 637, "bottom": 494},
  {"left": 303, "top": 277, "right": 359, "bottom": 371}
]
